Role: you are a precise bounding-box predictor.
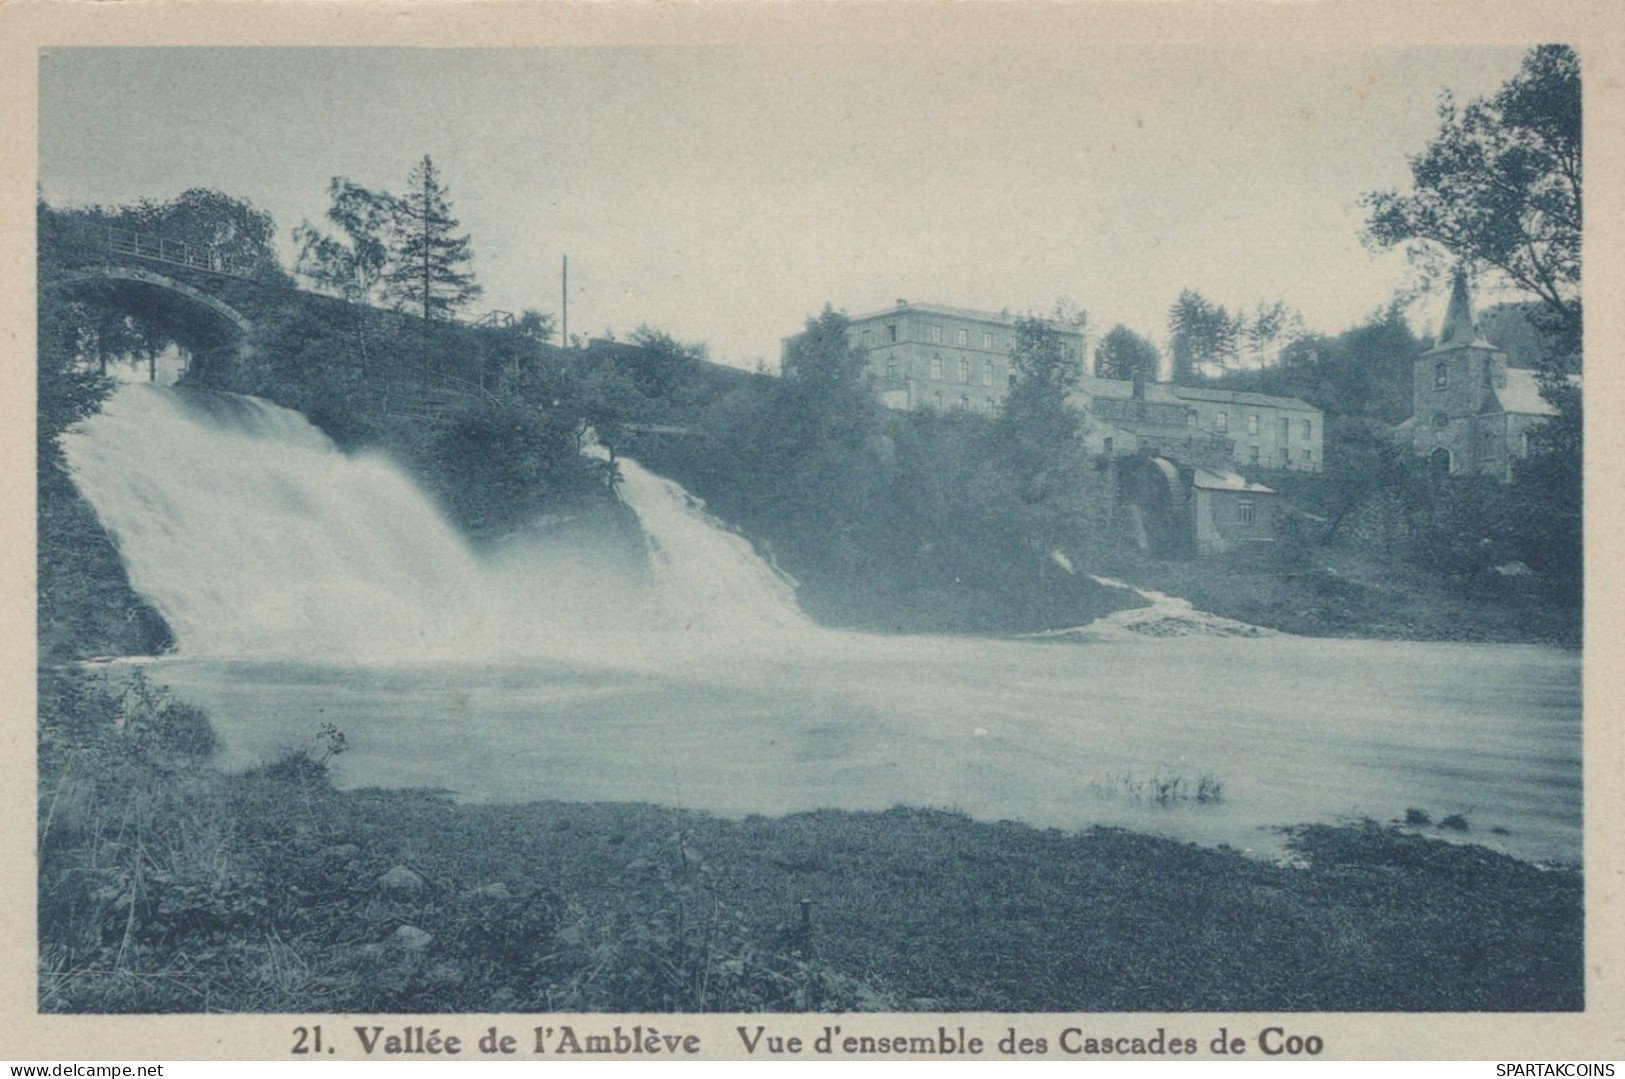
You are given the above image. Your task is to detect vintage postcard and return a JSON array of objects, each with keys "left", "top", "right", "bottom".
[{"left": 2, "top": 0, "right": 1621, "bottom": 1063}]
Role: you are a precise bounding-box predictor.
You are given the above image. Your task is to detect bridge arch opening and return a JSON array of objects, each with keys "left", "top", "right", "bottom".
[{"left": 47, "top": 267, "right": 254, "bottom": 383}]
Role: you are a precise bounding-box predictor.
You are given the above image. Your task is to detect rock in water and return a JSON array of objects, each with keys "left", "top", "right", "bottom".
[
  {"left": 379, "top": 865, "right": 427, "bottom": 893},
  {"left": 394, "top": 924, "right": 433, "bottom": 950}
]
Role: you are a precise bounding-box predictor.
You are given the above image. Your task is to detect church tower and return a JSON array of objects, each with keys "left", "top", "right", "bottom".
[{"left": 1413, "top": 268, "right": 1508, "bottom": 474}]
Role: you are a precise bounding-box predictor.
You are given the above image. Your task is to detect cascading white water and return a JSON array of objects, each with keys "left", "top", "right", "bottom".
[
  {"left": 61, "top": 384, "right": 807, "bottom": 661},
  {"left": 599, "top": 451, "right": 807, "bottom": 634}
]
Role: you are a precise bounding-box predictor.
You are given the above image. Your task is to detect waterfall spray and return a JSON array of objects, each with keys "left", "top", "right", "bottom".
[{"left": 62, "top": 384, "right": 807, "bottom": 660}]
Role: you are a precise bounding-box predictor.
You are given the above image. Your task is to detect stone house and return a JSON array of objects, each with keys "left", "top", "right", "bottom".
[{"left": 1069, "top": 375, "right": 1324, "bottom": 474}]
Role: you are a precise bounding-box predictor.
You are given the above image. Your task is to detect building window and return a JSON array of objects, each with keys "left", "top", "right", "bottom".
[
  {"left": 930, "top": 355, "right": 943, "bottom": 381},
  {"left": 1278, "top": 447, "right": 1289, "bottom": 465},
  {"left": 862, "top": 329, "right": 873, "bottom": 348},
  {"left": 933, "top": 390, "right": 944, "bottom": 410},
  {"left": 983, "top": 360, "right": 994, "bottom": 387},
  {"left": 886, "top": 323, "right": 897, "bottom": 343},
  {"left": 1186, "top": 408, "right": 1198, "bottom": 427},
  {"left": 983, "top": 331, "right": 994, "bottom": 350},
  {"left": 958, "top": 358, "right": 970, "bottom": 383},
  {"left": 1304, "top": 449, "right": 1313, "bottom": 467},
  {"left": 1521, "top": 430, "right": 1533, "bottom": 456},
  {"left": 985, "top": 398, "right": 998, "bottom": 418},
  {"left": 886, "top": 356, "right": 898, "bottom": 380},
  {"left": 930, "top": 324, "right": 942, "bottom": 344},
  {"left": 1239, "top": 499, "right": 1256, "bottom": 526},
  {"left": 1280, "top": 416, "right": 1290, "bottom": 442},
  {"left": 1103, "top": 436, "right": 1114, "bottom": 456},
  {"left": 1215, "top": 411, "right": 1228, "bottom": 432},
  {"left": 1247, "top": 414, "right": 1259, "bottom": 435},
  {"left": 1009, "top": 372, "right": 1019, "bottom": 388},
  {"left": 1249, "top": 445, "right": 1260, "bottom": 464},
  {"left": 959, "top": 394, "right": 971, "bottom": 412},
  {"left": 1302, "top": 418, "right": 1312, "bottom": 439},
  {"left": 1435, "top": 362, "right": 1449, "bottom": 389},
  {"left": 956, "top": 328, "right": 969, "bottom": 347}
]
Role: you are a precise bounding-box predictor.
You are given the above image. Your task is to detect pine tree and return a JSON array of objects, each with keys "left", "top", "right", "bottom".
[{"left": 386, "top": 155, "right": 482, "bottom": 321}]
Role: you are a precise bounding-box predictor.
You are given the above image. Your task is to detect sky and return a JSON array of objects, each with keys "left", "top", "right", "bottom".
[{"left": 38, "top": 45, "right": 1535, "bottom": 370}]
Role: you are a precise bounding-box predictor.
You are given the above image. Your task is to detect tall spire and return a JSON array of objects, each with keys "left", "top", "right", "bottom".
[{"left": 1430, "top": 266, "right": 1491, "bottom": 351}]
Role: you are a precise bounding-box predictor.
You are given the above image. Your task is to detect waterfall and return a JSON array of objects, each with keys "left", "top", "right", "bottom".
[
  {"left": 60, "top": 384, "right": 806, "bottom": 660},
  {"left": 600, "top": 451, "right": 807, "bottom": 634}
]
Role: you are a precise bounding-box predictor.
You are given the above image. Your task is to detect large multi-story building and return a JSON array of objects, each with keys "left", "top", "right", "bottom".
[
  {"left": 783, "top": 299, "right": 1087, "bottom": 417},
  {"left": 1394, "top": 271, "right": 1563, "bottom": 480},
  {"left": 785, "top": 298, "right": 1323, "bottom": 473}
]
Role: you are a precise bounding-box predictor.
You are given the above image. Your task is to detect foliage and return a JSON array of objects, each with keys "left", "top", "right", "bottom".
[
  {"left": 1240, "top": 300, "right": 1304, "bottom": 367},
  {"left": 1208, "top": 305, "right": 1421, "bottom": 423},
  {"left": 385, "top": 155, "right": 483, "bottom": 321},
  {"left": 1093, "top": 324, "right": 1160, "bottom": 381},
  {"left": 426, "top": 402, "right": 615, "bottom": 537},
  {"left": 516, "top": 307, "right": 556, "bottom": 343},
  {"left": 1364, "top": 45, "right": 1580, "bottom": 364},
  {"left": 625, "top": 325, "right": 705, "bottom": 399},
  {"left": 294, "top": 178, "right": 398, "bottom": 305},
  {"left": 1364, "top": 44, "right": 1582, "bottom": 600},
  {"left": 1166, "top": 289, "right": 1240, "bottom": 382},
  {"left": 46, "top": 188, "right": 286, "bottom": 283},
  {"left": 1000, "top": 313, "right": 1084, "bottom": 464},
  {"left": 36, "top": 294, "right": 114, "bottom": 459}
]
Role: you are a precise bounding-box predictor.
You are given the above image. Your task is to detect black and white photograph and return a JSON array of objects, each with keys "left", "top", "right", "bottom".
[{"left": 7, "top": 0, "right": 1621, "bottom": 1062}]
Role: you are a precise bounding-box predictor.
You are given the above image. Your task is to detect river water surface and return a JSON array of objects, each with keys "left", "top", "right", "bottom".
[{"left": 145, "top": 630, "right": 1580, "bottom": 865}]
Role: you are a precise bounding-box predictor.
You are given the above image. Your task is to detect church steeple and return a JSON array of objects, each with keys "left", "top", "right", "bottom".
[{"left": 1428, "top": 266, "right": 1493, "bottom": 353}]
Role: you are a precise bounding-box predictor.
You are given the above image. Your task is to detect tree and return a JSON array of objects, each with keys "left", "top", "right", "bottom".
[
  {"left": 1363, "top": 44, "right": 1580, "bottom": 366},
  {"left": 1094, "top": 324, "right": 1160, "bottom": 381},
  {"left": 295, "top": 178, "right": 398, "bottom": 305},
  {"left": 1166, "top": 289, "right": 1239, "bottom": 382},
  {"left": 516, "top": 308, "right": 556, "bottom": 343},
  {"left": 1240, "top": 299, "right": 1303, "bottom": 367},
  {"left": 1000, "top": 314, "right": 1084, "bottom": 475},
  {"left": 781, "top": 304, "right": 870, "bottom": 389},
  {"left": 126, "top": 188, "right": 286, "bottom": 281},
  {"left": 385, "top": 155, "right": 482, "bottom": 321},
  {"left": 1364, "top": 44, "right": 1581, "bottom": 600}
]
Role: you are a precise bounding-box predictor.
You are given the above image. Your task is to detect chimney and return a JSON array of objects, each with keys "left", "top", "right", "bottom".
[{"left": 896, "top": 298, "right": 908, "bottom": 308}]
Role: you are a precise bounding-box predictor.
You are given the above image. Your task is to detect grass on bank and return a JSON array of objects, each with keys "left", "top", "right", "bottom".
[{"left": 39, "top": 668, "right": 1582, "bottom": 1014}]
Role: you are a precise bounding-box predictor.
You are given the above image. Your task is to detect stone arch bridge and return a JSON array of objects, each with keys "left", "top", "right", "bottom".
[{"left": 45, "top": 226, "right": 270, "bottom": 382}]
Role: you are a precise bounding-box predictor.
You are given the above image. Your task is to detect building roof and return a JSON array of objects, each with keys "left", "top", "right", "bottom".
[
  {"left": 1426, "top": 269, "right": 1501, "bottom": 355},
  {"left": 1171, "top": 385, "right": 1322, "bottom": 414},
  {"left": 1076, "top": 375, "right": 1318, "bottom": 414},
  {"left": 1489, "top": 368, "right": 1561, "bottom": 417},
  {"left": 1074, "top": 375, "right": 1180, "bottom": 403},
  {"left": 1190, "top": 467, "right": 1276, "bottom": 494},
  {"left": 846, "top": 300, "right": 1083, "bottom": 332}
]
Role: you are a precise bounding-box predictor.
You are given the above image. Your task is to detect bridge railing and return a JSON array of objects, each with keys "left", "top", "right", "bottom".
[{"left": 100, "top": 226, "right": 249, "bottom": 278}]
